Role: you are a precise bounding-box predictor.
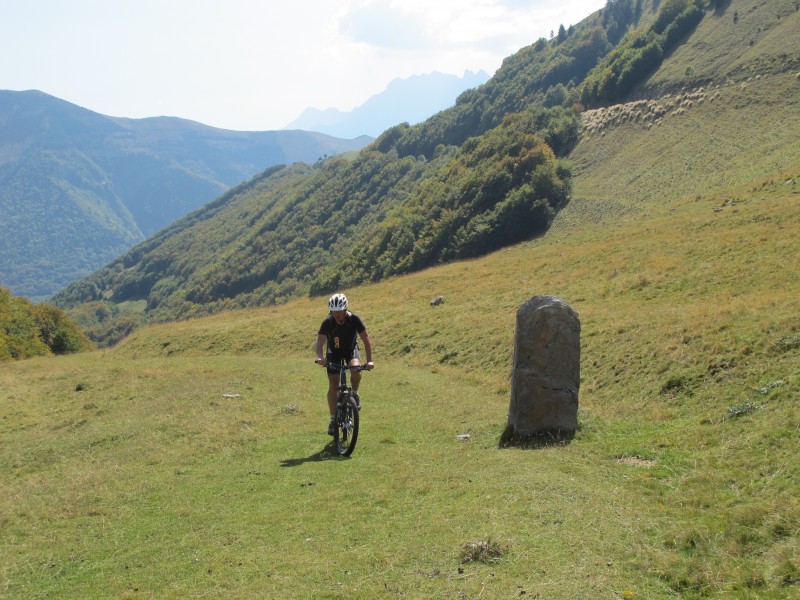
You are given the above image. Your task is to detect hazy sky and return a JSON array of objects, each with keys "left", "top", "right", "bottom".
[{"left": 1, "top": 0, "right": 605, "bottom": 131}]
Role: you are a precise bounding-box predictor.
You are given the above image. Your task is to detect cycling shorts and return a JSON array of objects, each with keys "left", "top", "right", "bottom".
[{"left": 326, "top": 347, "right": 360, "bottom": 375}]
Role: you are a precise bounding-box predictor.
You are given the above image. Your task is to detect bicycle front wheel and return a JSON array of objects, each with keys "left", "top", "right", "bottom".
[{"left": 334, "top": 398, "right": 360, "bottom": 457}]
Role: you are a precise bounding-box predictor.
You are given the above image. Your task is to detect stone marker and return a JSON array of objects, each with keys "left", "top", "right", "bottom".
[{"left": 506, "top": 295, "right": 580, "bottom": 440}]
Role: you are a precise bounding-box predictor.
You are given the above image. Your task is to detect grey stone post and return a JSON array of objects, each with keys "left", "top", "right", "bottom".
[{"left": 506, "top": 295, "right": 580, "bottom": 439}]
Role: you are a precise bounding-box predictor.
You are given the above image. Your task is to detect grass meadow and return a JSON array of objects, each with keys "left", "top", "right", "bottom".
[{"left": 3, "top": 166, "right": 799, "bottom": 598}]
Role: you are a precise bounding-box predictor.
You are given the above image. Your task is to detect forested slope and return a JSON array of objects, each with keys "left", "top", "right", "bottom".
[{"left": 0, "top": 91, "right": 369, "bottom": 299}]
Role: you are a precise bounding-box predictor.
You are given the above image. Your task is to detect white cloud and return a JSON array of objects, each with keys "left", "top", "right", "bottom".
[
  {"left": 338, "top": 0, "right": 601, "bottom": 52},
  {"left": 338, "top": 1, "right": 514, "bottom": 52},
  {"left": 339, "top": 2, "right": 431, "bottom": 50}
]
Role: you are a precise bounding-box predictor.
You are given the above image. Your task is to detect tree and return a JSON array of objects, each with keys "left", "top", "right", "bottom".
[{"left": 557, "top": 24, "right": 568, "bottom": 44}]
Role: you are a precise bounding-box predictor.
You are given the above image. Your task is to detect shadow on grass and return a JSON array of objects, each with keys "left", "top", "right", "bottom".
[
  {"left": 498, "top": 424, "right": 576, "bottom": 449},
  {"left": 280, "top": 442, "right": 344, "bottom": 467}
]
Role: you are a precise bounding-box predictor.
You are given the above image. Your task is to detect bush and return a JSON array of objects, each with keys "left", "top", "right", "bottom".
[
  {"left": 32, "top": 304, "right": 93, "bottom": 354},
  {"left": 0, "top": 286, "right": 92, "bottom": 361}
]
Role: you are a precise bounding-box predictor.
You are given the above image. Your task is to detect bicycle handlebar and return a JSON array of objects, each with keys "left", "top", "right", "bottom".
[{"left": 316, "top": 361, "right": 371, "bottom": 372}]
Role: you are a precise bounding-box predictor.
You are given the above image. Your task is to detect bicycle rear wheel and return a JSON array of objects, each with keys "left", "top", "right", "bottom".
[{"left": 334, "top": 398, "right": 359, "bottom": 456}]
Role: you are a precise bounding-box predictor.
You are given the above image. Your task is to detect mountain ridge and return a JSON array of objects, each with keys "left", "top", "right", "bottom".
[
  {"left": 284, "top": 70, "right": 491, "bottom": 137},
  {"left": 0, "top": 90, "right": 371, "bottom": 300}
]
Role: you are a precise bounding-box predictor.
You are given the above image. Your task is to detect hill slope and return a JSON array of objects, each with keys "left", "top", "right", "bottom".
[
  {"left": 52, "top": 0, "right": 643, "bottom": 341},
  {"left": 568, "top": 0, "right": 800, "bottom": 216},
  {"left": 54, "top": 0, "right": 800, "bottom": 349},
  {"left": 0, "top": 90, "right": 371, "bottom": 299}
]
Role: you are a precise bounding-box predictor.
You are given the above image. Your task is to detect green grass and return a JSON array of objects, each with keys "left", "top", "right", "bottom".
[
  {"left": 0, "top": 356, "right": 669, "bottom": 598},
  {"left": 4, "top": 7, "right": 800, "bottom": 592},
  {"left": 3, "top": 170, "right": 799, "bottom": 598}
]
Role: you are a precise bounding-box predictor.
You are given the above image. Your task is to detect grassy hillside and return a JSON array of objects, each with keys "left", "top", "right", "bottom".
[
  {"left": 53, "top": 0, "right": 800, "bottom": 351},
  {"left": 4, "top": 0, "right": 800, "bottom": 597},
  {"left": 646, "top": 0, "right": 800, "bottom": 89},
  {"left": 2, "top": 167, "right": 798, "bottom": 597},
  {"left": 53, "top": 111, "right": 577, "bottom": 346}
]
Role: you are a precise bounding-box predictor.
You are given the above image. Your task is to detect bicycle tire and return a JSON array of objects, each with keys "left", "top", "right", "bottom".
[{"left": 334, "top": 397, "right": 359, "bottom": 456}]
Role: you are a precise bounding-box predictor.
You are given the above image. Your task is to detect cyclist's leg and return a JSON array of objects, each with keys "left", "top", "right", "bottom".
[
  {"left": 326, "top": 352, "right": 342, "bottom": 410},
  {"left": 325, "top": 352, "right": 340, "bottom": 435},
  {"left": 326, "top": 372, "right": 338, "bottom": 417}
]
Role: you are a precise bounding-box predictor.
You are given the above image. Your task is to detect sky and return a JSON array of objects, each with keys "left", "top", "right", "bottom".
[{"left": 1, "top": 0, "right": 606, "bottom": 132}]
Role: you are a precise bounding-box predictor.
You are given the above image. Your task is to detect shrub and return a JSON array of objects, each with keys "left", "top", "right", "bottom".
[
  {"left": 32, "top": 304, "right": 93, "bottom": 354},
  {"left": 1, "top": 286, "right": 92, "bottom": 361}
]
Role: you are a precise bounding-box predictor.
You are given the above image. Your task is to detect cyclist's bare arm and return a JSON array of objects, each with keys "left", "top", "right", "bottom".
[
  {"left": 315, "top": 334, "right": 327, "bottom": 365},
  {"left": 359, "top": 330, "right": 375, "bottom": 369}
]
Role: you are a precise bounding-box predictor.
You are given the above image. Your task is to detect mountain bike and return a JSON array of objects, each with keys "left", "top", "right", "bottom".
[{"left": 326, "top": 362, "right": 368, "bottom": 457}]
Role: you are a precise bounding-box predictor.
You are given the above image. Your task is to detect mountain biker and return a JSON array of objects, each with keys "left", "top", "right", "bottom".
[{"left": 315, "top": 293, "right": 374, "bottom": 435}]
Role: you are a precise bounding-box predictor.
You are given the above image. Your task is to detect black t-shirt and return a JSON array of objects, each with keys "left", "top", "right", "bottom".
[{"left": 318, "top": 312, "right": 366, "bottom": 355}]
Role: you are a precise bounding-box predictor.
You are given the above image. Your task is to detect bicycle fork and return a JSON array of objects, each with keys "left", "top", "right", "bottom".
[{"left": 337, "top": 389, "right": 353, "bottom": 429}]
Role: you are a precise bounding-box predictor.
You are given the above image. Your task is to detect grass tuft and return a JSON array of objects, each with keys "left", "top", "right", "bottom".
[
  {"left": 773, "top": 334, "right": 800, "bottom": 352},
  {"left": 459, "top": 539, "right": 508, "bottom": 564}
]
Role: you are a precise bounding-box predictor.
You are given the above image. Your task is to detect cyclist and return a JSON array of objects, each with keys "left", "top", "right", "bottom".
[{"left": 315, "top": 293, "right": 374, "bottom": 435}]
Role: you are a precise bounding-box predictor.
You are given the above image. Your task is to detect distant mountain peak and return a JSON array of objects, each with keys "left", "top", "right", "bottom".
[{"left": 283, "top": 70, "right": 491, "bottom": 138}]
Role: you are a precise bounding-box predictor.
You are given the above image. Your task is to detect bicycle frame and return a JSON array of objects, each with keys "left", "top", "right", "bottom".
[
  {"left": 326, "top": 361, "right": 367, "bottom": 456},
  {"left": 331, "top": 362, "right": 366, "bottom": 398}
]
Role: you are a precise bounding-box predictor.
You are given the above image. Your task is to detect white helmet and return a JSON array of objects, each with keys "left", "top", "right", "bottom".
[{"left": 328, "top": 293, "right": 348, "bottom": 311}]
